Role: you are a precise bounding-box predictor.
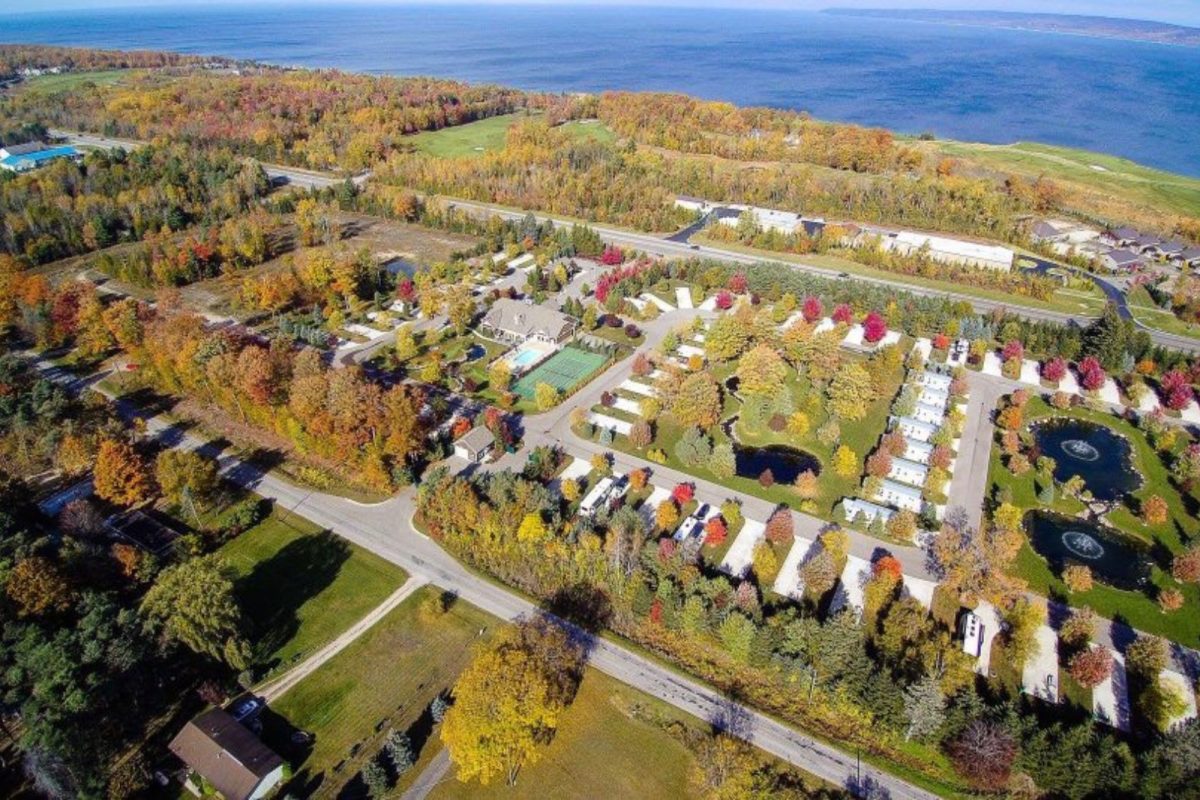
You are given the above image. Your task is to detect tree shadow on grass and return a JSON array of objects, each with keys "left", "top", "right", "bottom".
[{"left": 237, "top": 530, "right": 352, "bottom": 673}]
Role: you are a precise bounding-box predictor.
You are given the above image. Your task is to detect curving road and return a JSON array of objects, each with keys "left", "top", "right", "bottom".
[{"left": 30, "top": 356, "right": 937, "bottom": 800}]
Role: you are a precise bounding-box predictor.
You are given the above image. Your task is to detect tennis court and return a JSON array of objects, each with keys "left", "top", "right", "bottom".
[{"left": 514, "top": 346, "right": 608, "bottom": 398}]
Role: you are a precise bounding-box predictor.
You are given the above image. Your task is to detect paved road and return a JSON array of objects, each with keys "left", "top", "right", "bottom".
[
  {"left": 402, "top": 748, "right": 451, "bottom": 800},
  {"left": 30, "top": 359, "right": 938, "bottom": 800},
  {"left": 48, "top": 129, "right": 370, "bottom": 190},
  {"left": 440, "top": 199, "right": 1200, "bottom": 355},
  {"left": 48, "top": 126, "right": 1200, "bottom": 353}
]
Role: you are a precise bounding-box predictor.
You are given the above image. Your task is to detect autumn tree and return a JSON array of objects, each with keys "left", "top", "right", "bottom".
[
  {"left": 735, "top": 344, "right": 787, "bottom": 398},
  {"left": 1068, "top": 646, "right": 1113, "bottom": 689},
  {"left": 949, "top": 720, "right": 1018, "bottom": 791},
  {"left": 828, "top": 361, "right": 874, "bottom": 421},
  {"left": 94, "top": 438, "right": 154, "bottom": 507},
  {"left": 1172, "top": 546, "right": 1200, "bottom": 584},
  {"left": 655, "top": 500, "right": 680, "bottom": 533},
  {"left": 140, "top": 554, "right": 252, "bottom": 670},
  {"left": 5, "top": 556, "right": 74, "bottom": 617},
  {"left": 832, "top": 445, "right": 858, "bottom": 478},
  {"left": 155, "top": 450, "right": 219, "bottom": 511},
  {"left": 669, "top": 371, "right": 721, "bottom": 429},
  {"left": 765, "top": 509, "right": 794, "bottom": 546},
  {"left": 442, "top": 618, "right": 584, "bottom": 787},
  {"left": 534, "top": 382, "right": 560, "bottom": 412}
]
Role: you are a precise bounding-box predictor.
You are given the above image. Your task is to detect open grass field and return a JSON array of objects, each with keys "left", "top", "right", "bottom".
[
  {"left": 263, "top": 587, "right": 495, "bottom": 799},
  {"left": 933, "top": 139, "right": 1200, "bottom": 221},
  {"left": 16, "top": 68, "right": 132, "bottom": 95},
  {"left": 1126, "top": 284, "right": 1200, "bottom": 341},
  {"left": 514, "top": 346, "right": 608, "bottom": 399},
  {"left": 407, "top": 113, "right": 616, "bottom": 158},
  {"left": 217, "top": 507, "right": 408, "bottom": 678},
  {"left": 989, "top": 396, "right": 1200, "bottom": 646}
]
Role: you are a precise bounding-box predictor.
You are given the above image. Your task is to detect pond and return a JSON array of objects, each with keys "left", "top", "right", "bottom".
[
  {"left": 1025, "top": 511, "right": 1152, "bottom": 591},
  {"left": 724, "top": 416, "right": 820, "bottom": 484},
  {"left": 1031, "top": 418, "right": 1141, "bottom": 502}
]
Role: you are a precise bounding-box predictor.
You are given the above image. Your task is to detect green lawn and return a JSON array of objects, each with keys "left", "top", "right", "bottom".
[
  {"left": 990, "top": 396, "right": 1200, "bottom": 645},
  {"left": 935, "top": 139, "right": 1200, "bottom": 219},
  {"left": 218, "top": 508, "right": 408, "bottom": 678},
  {"left": 1126, "top": 285, "right": 1200, "bottom": 341},
  {"left": 406, "top": 113, "right": 615, "bottom": 158},
  {"left": 597, "top": 354, "right": 902, "bottom": 524},
  {"left": 18, "top": 69, "right": 132, "bottom": 95},
  {"left": 263, "top": 587, "right": 495, "bottom": 799}
]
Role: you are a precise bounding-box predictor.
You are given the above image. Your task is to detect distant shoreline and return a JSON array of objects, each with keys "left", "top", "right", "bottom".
[{"left": 823, "top": 9, "right": 1200, "bottom": 48}]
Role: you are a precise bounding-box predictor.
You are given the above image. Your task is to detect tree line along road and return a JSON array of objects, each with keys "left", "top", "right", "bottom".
[{"left": 46, "top": 128, "right": 1200, "bottom": 355}]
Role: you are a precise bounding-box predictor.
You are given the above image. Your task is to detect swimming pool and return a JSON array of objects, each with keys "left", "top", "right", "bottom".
[{"left": 509, "top": 348, "right": 543, "bottom": 368}]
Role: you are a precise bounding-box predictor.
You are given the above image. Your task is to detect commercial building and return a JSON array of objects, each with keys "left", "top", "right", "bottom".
[
  {"left": 0, "top": 142, "right": 82, "bottom": 173},
  {"left": 880, "top": 231, "right": 1014, "bottom": 271}
]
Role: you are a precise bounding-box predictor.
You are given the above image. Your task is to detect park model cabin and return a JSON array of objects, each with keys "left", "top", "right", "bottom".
[
  {"left": 875, "top": 480, "right": 923, "bottom": 513},
  {"left": 169, "top": 709, "right": 284, "bottom": 800},
  {"left": 887, "top": 457, "right": 929, "bottom": 489},
  {"left": 841, "top": 497, "right": 895, "bottom": 526}
]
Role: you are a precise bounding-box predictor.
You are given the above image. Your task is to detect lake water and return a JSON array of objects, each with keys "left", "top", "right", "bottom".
[{"left": 3, "top": 4, "right": 1199, "bottom": 175}]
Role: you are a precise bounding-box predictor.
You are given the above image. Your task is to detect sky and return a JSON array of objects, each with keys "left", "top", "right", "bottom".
[{"left": 6, "top": 0, "right": 1200, "bottom": 26}]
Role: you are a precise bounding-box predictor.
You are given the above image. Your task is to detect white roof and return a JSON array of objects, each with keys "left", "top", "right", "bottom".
[{"left": 895, "top": 231, "right": 1014, "bottom": 266}]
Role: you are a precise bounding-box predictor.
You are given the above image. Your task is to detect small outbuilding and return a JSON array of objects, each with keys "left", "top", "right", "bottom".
[
  {"left": 453, "top": 426, "right": 494, "bottom": 463},
  {"left": 169, "top": 708, "right": 284, "bottom": 800}
]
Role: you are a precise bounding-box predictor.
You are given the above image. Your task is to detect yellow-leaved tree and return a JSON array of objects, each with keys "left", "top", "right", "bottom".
[{"left": 442, "top": 618, "right": 585, "bottom": 787}]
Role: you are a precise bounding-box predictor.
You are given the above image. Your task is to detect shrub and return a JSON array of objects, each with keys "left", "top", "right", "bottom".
[
  {"left": 1159, "top": 588, "right": 1184, "bottom": 613},
  {"left": 1050, "top": 391, "right": 1073, "bottom": 410},
  {"left": 1062, "top": 564, "right": 1093, "bottom": 593},
  {"left": 1068, "top": 647, "right": 1112, "bottom": 689},
  {"left": 1172, "top": 546, "right": 1200, "bottom": 583},
  {"left": 768, "top": 413, "right": 787, "bottom": 432},
  {"left": 1141, "top": 494, "right": 1169, "bottom": 526},
  {"left": 758, "top": 468, "right": 775, "bottom": 487}
]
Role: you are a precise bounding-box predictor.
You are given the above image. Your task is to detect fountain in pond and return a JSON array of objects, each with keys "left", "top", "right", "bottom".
[
  {"left": 1031, "top": 418, "right": 1141, "bottom": 502},
  {"left": 1025, "top": 511, "right": 1151, "bottom": 591}
]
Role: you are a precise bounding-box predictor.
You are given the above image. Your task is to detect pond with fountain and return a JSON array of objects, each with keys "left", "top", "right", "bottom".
[
  {"left": 1031, "top": 418, "right": 1141, "bottom": 502},
  {"left": 1024, "top": 510, "right": 1152, "bottom": 591}
]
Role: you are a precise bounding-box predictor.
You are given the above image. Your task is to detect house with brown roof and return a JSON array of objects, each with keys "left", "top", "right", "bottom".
[{"left": 169, "top": 708, "right": 285, "bottom": 800}]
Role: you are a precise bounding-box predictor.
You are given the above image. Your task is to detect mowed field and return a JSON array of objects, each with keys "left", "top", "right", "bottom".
[
  {"left": 16, "top": 68, "right": 133, "bottom": 95},
  {"left": 407, "top": 112, "right": 616, "bottom": 158},
  {"left": 262, "top": 587, "right": 494, "bottom": 799},
  {"left": 933, "top": 139, "right": 1200, "bottom": 220},
  {"left": 218, "top": 507, "right": 408, "bottom": 678}
]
